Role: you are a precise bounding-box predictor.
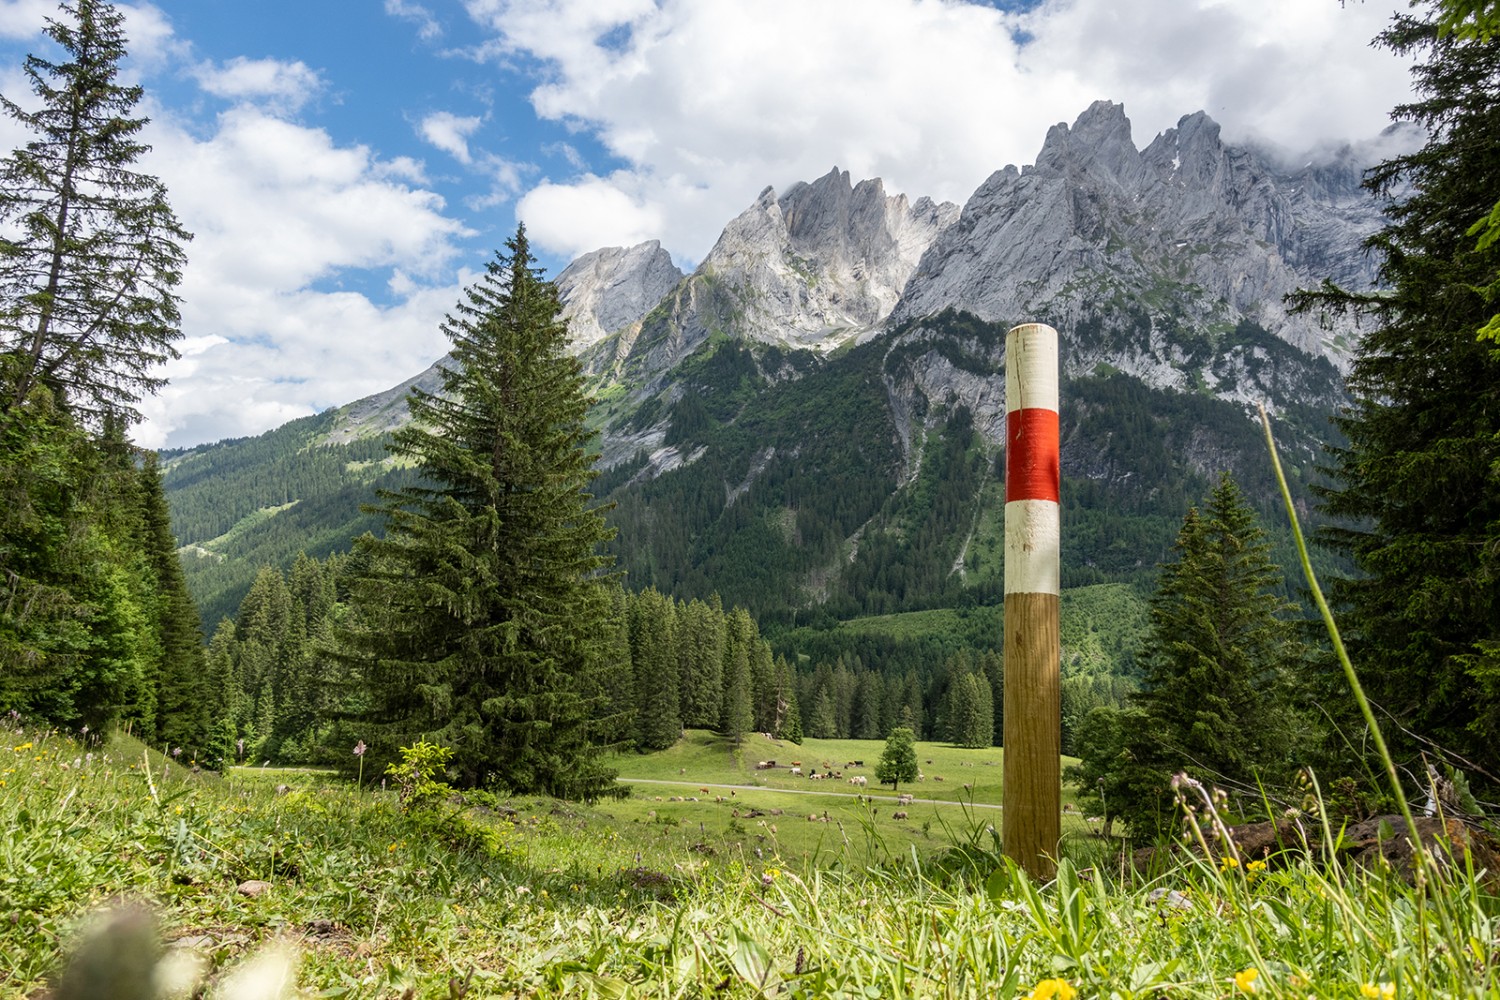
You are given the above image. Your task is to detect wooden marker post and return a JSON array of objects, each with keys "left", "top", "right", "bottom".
[{"left": 1002, "top": 322, "right": 1061, "bottom": 880}]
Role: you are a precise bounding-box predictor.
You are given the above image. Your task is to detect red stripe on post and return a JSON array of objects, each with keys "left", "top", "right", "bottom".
[{"left": 1005, "top": 407, "right": 1060, "bottom": 503}]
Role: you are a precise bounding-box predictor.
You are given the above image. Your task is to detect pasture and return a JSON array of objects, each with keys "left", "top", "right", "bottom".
[
  {"left": 598, "top": 730, "right": 1096, "bottom": 866},
  {"left": 7, "top": 724, "right": 1494, "bottom": 998}
]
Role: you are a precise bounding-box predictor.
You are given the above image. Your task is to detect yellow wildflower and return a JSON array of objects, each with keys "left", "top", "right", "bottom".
[
  {"left": 1235, "top": 968, "right": 1260, "bottom": 993},
  {"left": 13, "top": 742, "right": 33, "bottom": 752},
  {"left": 1029, "top": 979, "right": 1077, "bottom": 1000},
  {"left": 1247, "top": 859, "right": 1267, "bottom": 873},
  {"left": 1361, "top": 983, "right": 1395, "bottom": 999},
  {"left": 1220, "top": 855, "right": 1240, "bottom": 871}
]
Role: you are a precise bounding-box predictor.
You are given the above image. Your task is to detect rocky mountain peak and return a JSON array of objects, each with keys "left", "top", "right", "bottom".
[
  {"left": 1035, "top": 99, "right": 1146, "bottom": 189},
  {"left": 555, "top": 240, "right": 684, "bottom": 352},
  {"left": 891, "top": 101, "right": 1385, "bottom": 374},
  {"left": 601, "top": 167, "right": 959, "bottom": 372}
]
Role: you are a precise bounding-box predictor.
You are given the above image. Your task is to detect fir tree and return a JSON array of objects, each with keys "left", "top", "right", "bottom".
[
  {"left": 774, "top": 656, "right": 802, "bottom": 743},
  {"left": 676, "top": 596, "right": 724, "bottom": 729},
  {"left": 1294, "top": 4, "right": 1500, "bottom": 785},
  {"left": 338, "top": 225, "right": 620, "bottom": 799},
  {"left": 719, "top": 607, "right": 754, "bottom": 742},
  {"left": 1112, "top": 475, "right": 1307, "bottom": 834},
  {"left": 137, "top": 453, "right": 206, "bottom": 749},
  {"left": 631, "top": 588, "right": 681, "bottom": 751},
  {"left": 0, "top": 0, "right": 190, "bottom": 426}
]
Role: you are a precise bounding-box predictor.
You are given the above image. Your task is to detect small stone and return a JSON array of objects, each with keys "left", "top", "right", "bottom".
[{"left": 236, "top": 880, "right": 272, "bottom": 898}]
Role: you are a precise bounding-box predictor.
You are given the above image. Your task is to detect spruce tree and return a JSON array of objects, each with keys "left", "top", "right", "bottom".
[
  {"left": 852, "top": 670, "right": 885, "bottom": 740},
  {"left": 773, "top": 655, "right": 802, "bottom": 742},
  {"left": 0, "top": 0, "right": 190, "bottom": 426},
  {"left": 339, "top": 225, "right": 619, "bottom": 798},
  {"left": 137, "top": 453, "right": 206, "bottom": 749},
  {"left": 631, "top": 588, "right": 682, "bottom": 750},
  {"left": 676, "top": 596, "right": 724, "bottom": 729},
  {"left": 719, "top": 607, "right": 754, "bottom": 742},
  {"left": 1117, "top": 475, "right": 1306, "bottom": 833},
  {"left": 1295, "top": 4, "right": 1500, "bottom": 784},
  {"left": 807, "top": 686, "right": 837, "bottom": 739}
]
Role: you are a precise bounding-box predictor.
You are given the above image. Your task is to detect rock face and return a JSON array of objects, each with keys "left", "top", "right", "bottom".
[
  {"left": 598, "top": 168, "right": 960, "bottom": 375},
  {"left": 891, "top": 101, "right": 1389, "bottom": 371},
  {"left": 333, "top": 101, "right": 1395, "bottom": 441},
  {"left": 555, "top": 241, "right": 684, "bottom": 353}
]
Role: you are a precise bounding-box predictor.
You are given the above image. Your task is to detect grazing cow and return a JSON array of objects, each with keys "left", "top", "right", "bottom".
[
  {"left": 790, "top": 767, "right": 802, "bottom": 776},
  {"left": 893, "top": 811, "right": 908, "bottom": 820},
  {"left": 897, "top": 793, "right": 913, "bottom": 805}
]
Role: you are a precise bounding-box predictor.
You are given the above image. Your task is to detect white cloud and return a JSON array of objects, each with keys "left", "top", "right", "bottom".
[
  {"left": 193, "top": 56, "right": 324, "bottom": 113},
  {"left": 386, "top": 0, "right": 442, "bottom": 41},
  {"left": 118, "top": 3, "right": 180, "bottom": 66},
  {"left": 516, "top": 172, "right": 664, "bottom": 258},
  {"left": 0, "top": 2, "right": 180, "bottom": 69},
  {"left": 134, "top": 106, "right": 474, "bottom": 447},
  {"left": 0, "top": 0, "right": 55, "bottom": 39},
  {"left": 470, "top": 0, "right": 1414, "bottom": 266},
  {"left": 417, "top": 109, "right": 483, "bottom": 163},
  {"left": 136, "top": 281, "right": 462, "bottom": 448}
]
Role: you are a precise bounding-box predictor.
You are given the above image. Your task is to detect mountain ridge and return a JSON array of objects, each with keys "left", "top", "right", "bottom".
[{"left": 163, "top": 100, "right": 1382, "bottom": 634}]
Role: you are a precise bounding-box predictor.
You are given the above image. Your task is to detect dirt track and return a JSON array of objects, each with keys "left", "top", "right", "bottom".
[{"left": 616, "top": 777, "right": 1003, "bottom": 811}]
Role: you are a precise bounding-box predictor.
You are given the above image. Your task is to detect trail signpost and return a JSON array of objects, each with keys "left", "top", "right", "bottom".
[{"left": 1002, "top": 322, "right": 1062, "bottom": 879}]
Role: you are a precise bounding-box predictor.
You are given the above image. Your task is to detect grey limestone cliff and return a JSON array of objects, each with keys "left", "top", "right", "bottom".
[
  {"left": 604, "top": 168, "right": 959, "bottom": 375},
  {"left": 890, "top": 101, "right": 1388, "bottom": 376},
  {"left": 555, "top": 240, "right": 684, "bottom": 352}
]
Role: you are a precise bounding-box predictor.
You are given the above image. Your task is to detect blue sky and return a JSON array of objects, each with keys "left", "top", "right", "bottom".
[{"left": 0, "top": 0, "right": 1414, "bottom": 448}]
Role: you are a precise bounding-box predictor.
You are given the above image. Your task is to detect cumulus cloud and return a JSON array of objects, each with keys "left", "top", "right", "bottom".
[
  {"left": 386, "top": 0, "right": 442, "bottom": 41},
  {"left": 193, "top": 56, "right": 324, "bottom": 113},
  {"left": 418, "top": 109, "right": 484, "bottom": 163},
  {"left": 470, "top": 0, "right": 1413, "bottom": 266},
  {"left": 0, "top": 0, "right": 55, "bottom": 38},
  {"left": 134, "top": 106, "right": 473, "bottom": 447},
  {"left": 517, "top": 173, "right": 665, "bottom": 259},
  {"left": 0, "top": 1, "right": 179, "bottom": 65}
]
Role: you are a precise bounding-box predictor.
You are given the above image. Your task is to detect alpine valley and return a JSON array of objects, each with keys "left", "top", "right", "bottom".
[{"left": 162, "top": 101, "right": 1399, "bottom": 669}]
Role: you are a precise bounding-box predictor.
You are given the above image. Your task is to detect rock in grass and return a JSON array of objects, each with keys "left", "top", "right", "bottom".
[{"left": 237, "top": 880, "right": 273, "bottom": 898}]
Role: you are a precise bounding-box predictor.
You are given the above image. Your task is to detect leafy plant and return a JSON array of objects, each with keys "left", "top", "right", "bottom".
[{"left": 384, "top": 739, "right": 455, "bottom": 812}]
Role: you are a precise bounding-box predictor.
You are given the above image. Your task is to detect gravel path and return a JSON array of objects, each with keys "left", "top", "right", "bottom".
[{"left": 616, "top": 777, "right": 1003, "bottom": 811}]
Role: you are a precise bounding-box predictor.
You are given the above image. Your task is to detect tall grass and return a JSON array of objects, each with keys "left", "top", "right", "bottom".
[
  {"left": 5, "top": 417, "right": 1497, "bottom": 997},
  {"left": 5, "top": 715, "right": 1498, "bottom": 997}
]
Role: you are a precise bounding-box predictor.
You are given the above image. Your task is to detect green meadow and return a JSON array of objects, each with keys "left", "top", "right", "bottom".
[{"left": 6, "top": 724, "right": 1498, "bottom": 998}]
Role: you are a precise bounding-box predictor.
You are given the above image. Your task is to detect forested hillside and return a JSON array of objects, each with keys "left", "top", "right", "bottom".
[
  {"left": 163, "top": 309, "right": 1345, "bottom": 641},
  {"left": 161, "top": 411, "right": 413, "bottom": 627}
]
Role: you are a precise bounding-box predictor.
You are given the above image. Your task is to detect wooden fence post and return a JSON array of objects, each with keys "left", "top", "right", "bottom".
[{"left": 1002, "top": 322, "right": 1061, "bottom": 879}]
